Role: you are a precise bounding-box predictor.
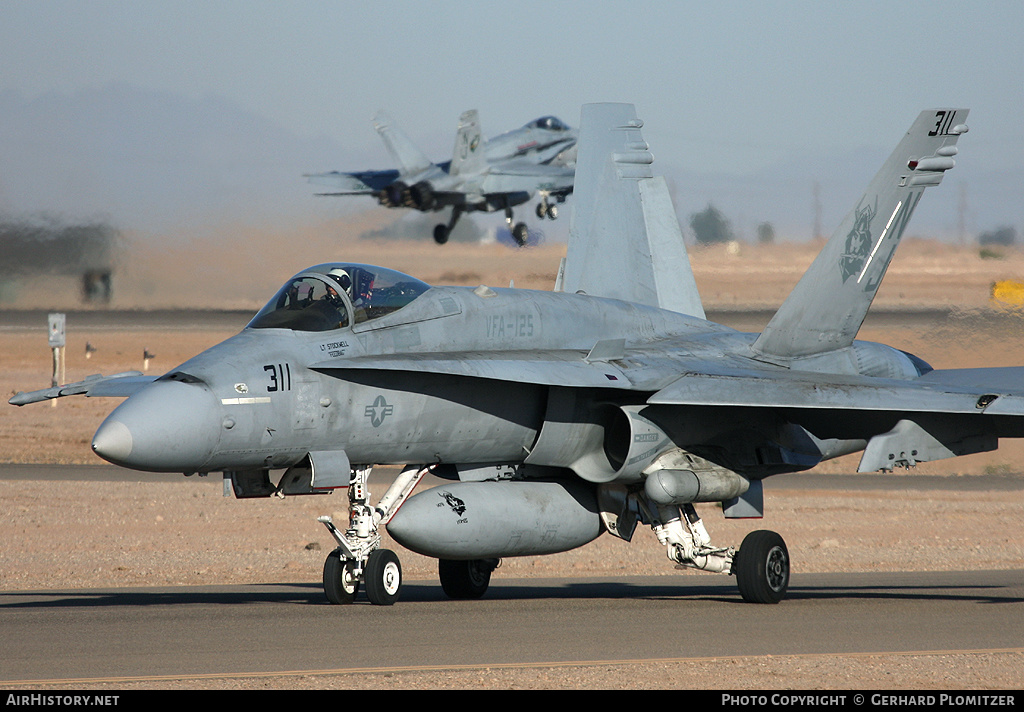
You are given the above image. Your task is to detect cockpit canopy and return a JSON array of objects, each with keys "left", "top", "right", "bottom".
[
  {"left": 248, "top": 263, "right": 430, "bottom": 332},
  {"left": 528, "top": 116, "right": 569, "bottom": 132}
]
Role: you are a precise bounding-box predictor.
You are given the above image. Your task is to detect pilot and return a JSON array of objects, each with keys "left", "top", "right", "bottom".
[
  {"left": 329, "top": 267, "right": 370, "bottom": 323},
  {"left": 328, "top": 268, "right": 353, "bottom": 297}
]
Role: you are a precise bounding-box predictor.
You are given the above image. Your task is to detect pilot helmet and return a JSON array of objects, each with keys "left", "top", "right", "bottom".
[{"left": 328, "top": 268, "right": 352, "bottom": 293}]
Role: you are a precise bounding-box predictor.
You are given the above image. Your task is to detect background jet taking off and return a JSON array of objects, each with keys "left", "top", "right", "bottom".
[{"left": 306, "top": 110, "right": 577, "bottom": 246}]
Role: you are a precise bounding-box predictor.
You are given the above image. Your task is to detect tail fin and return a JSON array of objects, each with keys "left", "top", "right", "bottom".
[
  {"left": 450, "top": 110, "right": 486, "bottom": 177},
  {"left": 560, "top": 103, "right": 704, "bottom": 318},
  {"left": 752, "top": 109, "right": 969, "bottom": 360},
  {"left": 372, "top": 110, "right": 433, "bottom": 176}
]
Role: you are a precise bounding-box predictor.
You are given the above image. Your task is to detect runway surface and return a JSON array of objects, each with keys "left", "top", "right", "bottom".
[
  {"left": 2, "top": 464, "right": 1023, "bottom": 686},
  {"left": 2, "top": 570, "right": 1023, "bottom": 685}
]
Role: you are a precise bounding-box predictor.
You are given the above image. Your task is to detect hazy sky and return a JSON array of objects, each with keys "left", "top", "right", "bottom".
[{"left": 2, "top": 0, "right": 1022, "bottom": 238}]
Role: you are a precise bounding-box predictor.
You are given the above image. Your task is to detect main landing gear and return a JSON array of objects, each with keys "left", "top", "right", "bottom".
[
  {"left": 318, "top": 465, "right": 428, "bottom": 605},
  {"left": 535, "top": 199, "right": 559, "bottom": 220},
  {"left": 438, "top": 558, "right": 499, "bottom": 599},
  {"left": 647, "top": 502, "right": 790, "bottom": 604}
]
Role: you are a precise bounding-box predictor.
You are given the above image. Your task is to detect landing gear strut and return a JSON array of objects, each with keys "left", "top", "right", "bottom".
[
  {"left": 644, "top": 500, "right": 790, "bottom": 604},
  {"left": 434, "top": 206, "right": 464, "bottom": 245},
  {"left": 501, "top": 204, "right": 529, "bottom": 247},
  {"left": 318, "top": 465, "right": 428, "bottom": 605}
]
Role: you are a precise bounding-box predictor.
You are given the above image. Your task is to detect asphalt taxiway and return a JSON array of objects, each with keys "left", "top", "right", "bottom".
[
  {"left": 1, "top": 464, "right": 1023, "bottom": 686},
  {"left": 2, "top": 570, "right": 1023, "bottom": 685}
]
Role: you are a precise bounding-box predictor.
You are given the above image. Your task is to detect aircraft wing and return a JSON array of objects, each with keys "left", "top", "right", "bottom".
[
  {"left": 647, "top": 365, "right": 1024, "bottom": 416},
  {"left": 8, "top": 372, "right": 155, "bottom": 406},
  {"left": 315, "top": 349, "right": 1024, "bottom": 417},
  {"left": 306, "top": 169, "right": 401, "bottom": 195}
]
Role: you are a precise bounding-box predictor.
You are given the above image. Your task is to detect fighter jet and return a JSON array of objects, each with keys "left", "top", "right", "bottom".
[
  {"left": 13, "top": 104, "right": 1007, "bottom": 608},
  {"left": 306, "top": 110, "right": 577, "bottom": 246}
]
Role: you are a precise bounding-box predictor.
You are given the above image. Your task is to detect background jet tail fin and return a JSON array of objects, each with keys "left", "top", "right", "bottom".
[
  {"left": 561, "top": 103, "right": 704, "bottom": 318},
  {"left": 450, "top": 109, "right": 486, "bottom": 177},
  {"left": 752, "top": 109, "right": 969, "bottom": 360},
  {"left": 372, "top": 110, "right": 434, "bottom": 176}
]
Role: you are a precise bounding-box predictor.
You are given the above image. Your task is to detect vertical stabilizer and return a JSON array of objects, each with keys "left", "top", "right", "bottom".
[
  {"left": 450, "top": 110, "right": 486, "bottom": 177},
  {"left": 561, "top": 103, "right": 704, "bottom": 318},
  {"left": 372, "top": 110, "right": 434, "bottom": 176},
  {"left": 752, "top": 109, "right": 968, "bottom": 360}
]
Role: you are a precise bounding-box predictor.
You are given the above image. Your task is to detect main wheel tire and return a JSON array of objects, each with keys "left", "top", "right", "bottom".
[
  {"left": 536, "top": 202, "right": 547, "bottom": 219},
  {"left": 512, "top": 222, "right": 529, "bottom": 246},
  {"left": 438, "top": 559, "right": 494, "bottom": 599},
  {"left": 364, "top": 548, "right": 402, "bottom": 606},
  {"left": 734, "top": 530, "right": 790, "bottom": 604},
  {"left": 433, "top": 224, "right": 450, "bottom": 245},
  {"left": 323, "top": 549, "right": 359, "bottom": 605}
]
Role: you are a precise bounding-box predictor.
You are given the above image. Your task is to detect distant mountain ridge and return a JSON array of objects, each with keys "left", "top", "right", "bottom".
[{"left": 0, "top": 83, "right": 351, "bottom": 237}]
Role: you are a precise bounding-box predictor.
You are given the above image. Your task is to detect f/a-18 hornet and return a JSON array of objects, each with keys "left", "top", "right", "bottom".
[
  {"left": 14, "top": 104, "right": 1005, "bottom": 607},
  {"left": 306, "top": 110, "right": 576, "bottom": 246}
]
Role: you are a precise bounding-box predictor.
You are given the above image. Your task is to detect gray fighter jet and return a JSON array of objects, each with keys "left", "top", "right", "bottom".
[
  {"left": 13, "top": 104, "right": 1007, "bottom": 607},
  {"left": 306, "top": 110, "right": 576, "bottom": 246}
]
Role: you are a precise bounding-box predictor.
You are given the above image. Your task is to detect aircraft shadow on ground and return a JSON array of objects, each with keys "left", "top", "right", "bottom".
[{"left": 1, "top": 576, "right": 1021, "bottom": 609}]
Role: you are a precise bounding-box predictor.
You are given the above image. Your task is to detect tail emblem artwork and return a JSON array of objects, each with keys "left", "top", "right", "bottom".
[
  {"left": 839, "top": 199, "right": 876, "bottom": 283},
  {"left": 14, "top": 103, "right": 1010, "bottom": 609}
]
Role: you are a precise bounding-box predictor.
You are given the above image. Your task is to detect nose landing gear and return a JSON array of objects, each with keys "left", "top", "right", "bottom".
[{"left": 318, "top": 464, "right": 427, "bottom": 605}]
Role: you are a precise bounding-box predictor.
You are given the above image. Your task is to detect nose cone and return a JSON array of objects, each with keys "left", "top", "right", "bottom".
[{"left": 92, "top": 380, "right": 221, "bottom": 472}]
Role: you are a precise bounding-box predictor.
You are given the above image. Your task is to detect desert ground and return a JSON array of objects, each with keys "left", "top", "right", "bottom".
[{"left": 3, "top": 228, "right": 1024, "bottom": 689}]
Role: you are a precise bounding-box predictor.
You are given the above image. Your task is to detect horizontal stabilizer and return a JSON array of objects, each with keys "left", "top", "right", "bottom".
[
  {"left": 305, "top": 169, "right": 401, "bottom": 194},
  {"left": 373, "top": 110, "right": 434, "bottom": 176}
]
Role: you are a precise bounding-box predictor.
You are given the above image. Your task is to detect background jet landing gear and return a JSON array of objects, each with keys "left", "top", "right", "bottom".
[
  {"left": 511, "top": 222, "right": 529, "bottom": 246},
  {"left": 318, "top": 465, "right": 427, "bottom": 606},
  {"left": 648, "top": 502, "right": 790, "bottom": 604},
  {"left": 535, "top": 200, "right": 558, "bottom": 220},
  {"left": 500, "top": 204, "right": 529, "bottom": 247},
  {"left": 433, "top": 206, "right": 464, "bottom": 245}
]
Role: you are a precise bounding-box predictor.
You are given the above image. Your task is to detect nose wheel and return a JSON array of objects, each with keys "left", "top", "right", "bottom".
[
  {"left": 364, "top": 549, "right": 402, "bottom": 605},
  {"left": 323, "top": 549, "right": 359, "bottom": 604}
]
